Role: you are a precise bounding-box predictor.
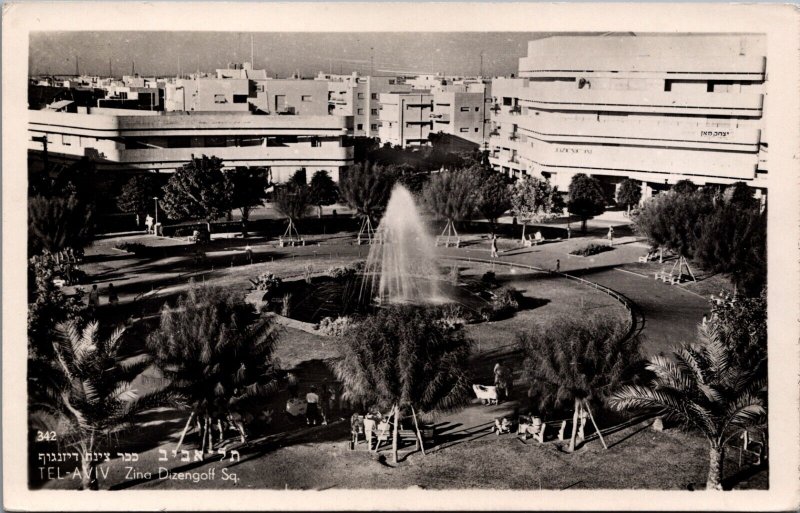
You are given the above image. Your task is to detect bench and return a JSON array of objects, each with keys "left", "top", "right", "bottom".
[
  {"left": 435, "top": 236, "right": 461, "bottom": 248},
  {"left": 279, "top": 236, "right": 305, "bottom": 247},
  {"left": 639, "top": 252, "right": 657, "bottom": 263}
]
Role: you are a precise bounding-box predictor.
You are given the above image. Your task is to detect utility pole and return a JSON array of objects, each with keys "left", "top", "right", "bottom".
[
  {"left": 370, "top": 47, "right": 374, "bottom": 76},
  {"left": 132, "top": 59, "right": 136, "bottom": 76},
  {"left": 250, "top": 33, "right": 254, "bottom": 66},
  {"left": 108, "top": 58, "right": 112, "bottom": 78},
  {"left": 479, "top": 51, "right": 484, "bottom": 78},
  {"left": 75, "top": 56, "right": 79, "bottom": 76}
]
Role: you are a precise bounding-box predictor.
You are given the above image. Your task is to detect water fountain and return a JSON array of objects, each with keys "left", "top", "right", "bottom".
[{"left": 363, "top": 185, "right": 445, "bottom": 304}]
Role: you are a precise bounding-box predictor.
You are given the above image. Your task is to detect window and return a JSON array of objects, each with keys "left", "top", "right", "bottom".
[
  {"left": 118, "top": 92, "right": 128, "bottom": 100},
  {"left": 233, "top": 94, "right": 248, "bottom": 104},
  {"left": 301, "top": 95, "right": 313, "bottom": 102},
  {"left": 61, "top": 134, "right": 72, "bottom": 146},
  {"left": 357, "top": 108, "right": 364, "bottom": 114},
  {"left": 389, "top": 79, "right": 395, "bottom": 85},
  {"left": 358, "top": 93, "right": 365, "bottom": 99},
  {"left": 371, "top": 124, "right": 377, "bottom": 131},
  {"left": 475, "top": 107, "right": 480, "bottom": 112},
  {"left": 371, "top": 109, "right": 378, "bottom": 115},
  {"left": 311, "top": 138, "right": 321, "bottom": 147},
  {"left": 256, "top": 84, "right": 265, "bottom": 92},
  {"left": 460, "top": 127, "right": 469, "bottom": 133},
  {"left": 502, "top": 97, "right": 513, "bottom": 106},
  {"left": 214, "top": 94, "right": 227, "bottom": 104},
  {"left": 460, "top": 107, "right": 470, "bottom": 112},
  {"left": 357, "top": 123, "right": 363, "bottom": 130},
  {"left": 474, "top": 128, "right": 479, "bottom": 132}
]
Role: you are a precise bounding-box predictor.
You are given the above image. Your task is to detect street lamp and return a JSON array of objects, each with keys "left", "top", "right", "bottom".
[{"left": 153, "top": 197, "right": 159, "bottom": 236}]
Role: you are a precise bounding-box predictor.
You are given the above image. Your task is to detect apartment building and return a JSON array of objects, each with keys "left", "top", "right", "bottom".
[
  {"left": 320, "top": 72, "right": 412, "bottom": 137},
  {"left": 249, "top": 79, "right": 329, "bottom": 116},
  {"left": 379, "top": 83, "right": 490, "bottom": 148},
  {"left": 489, "top": 34, "right": 768, "bottom": 199},
  {"left": 28, "top": 108, "right": 354, "bottom": 182},
  {"left": 164, "top": 78, "right": 250, "bottom": 112}
]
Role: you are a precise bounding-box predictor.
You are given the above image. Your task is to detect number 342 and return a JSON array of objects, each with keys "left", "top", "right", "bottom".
[{"left": 36, "top": 431, "right": 57, "bottom": 442}]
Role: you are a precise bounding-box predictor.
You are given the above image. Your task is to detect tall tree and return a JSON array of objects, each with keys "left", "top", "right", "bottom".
[
  {"left": 696, "top": 200, "right": 765, "bottom": 296},
  {"left": 609, "top": 316, "right": 766, "bottom": 490},
  {"left": 147, "top": 284, "right": 281, "bottom": 454},
  {"left": 476, "top": 170, "right": 512, "bottom": 234},
  {"left": 117, "top": 174, "right": 159, "bottom": 228},
  {"left": 567, "top": 174, "right": 606, "bottom": 233},
  {"left": 634, "top": 190, "right": 713, "bottom": 261},
  {"left": 28, "top": 194, "right": 93, "bottom": 254},
  {"left": 273, "top": 182, "right": 311, "bottom": 238},
  {"left": 422, "top": 167, "right": 480, "bottom": 239},
  {"left": 339, "top": 162, "right": 397, "bottom": 225},
  {"left": 673, "top": 179, "right": 698, "bottom": 195},
  {"left": 308, "top": 170, "right": 339, "bottom": 218},
  {"left": 289, "top": 168, "right": 308, "bottom": 187},
  {"left": 32, "top": 321, "right": 174, "bottom": 489},
  {"left": 616, "top": 178, "right": 642, "bottom": 216},
  {"left": 511, "top": 175, "right": 564, "bottom": 242},
  {"left": 228, "top": 167, "right": 270, "bottom": 237},
  {"left": 519, "top": 315, "right": 641, "bottom": 453},
  {"left": 160, "top": 155, "right": 232, "bottom": 233},
  {"left": 334, "top": 305, "right": 472, "bottom": 462}
]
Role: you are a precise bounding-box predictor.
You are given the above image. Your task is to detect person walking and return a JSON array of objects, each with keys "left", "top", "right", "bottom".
[
  {"left": 107, "top": 283, "right": 119, "bottom": 305},
  {"left": 555, "top": 259, "right": 561, "bottom": 273},
  {"left": 490, "top": 234, "right": 499, "bottom": 258},
  {"left": 145, "top": 214, "right": 154, "bottom": 234},
  {"left": 87, "top": 284, "right": 100, "bottom": 308},
  {"left": 494, "top": 362, "right": 512, "bottom": 402},
  {"left": 306, "top": 386, "right": 321, "bottom": 426},
  {"left": 607, "top": 226, "right": 614, "bottom": 245}
]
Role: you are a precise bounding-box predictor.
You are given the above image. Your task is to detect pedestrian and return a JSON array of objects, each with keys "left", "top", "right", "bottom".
[
  {"left": 107, "top": 283, "right": 119, "bottom": 305},
  {"left": 306, "top": 386, "right": 321, "bottom": 426},
  {"left": 287, "top": 372, "right": 299, "bottom": 399},
  {"left": 145, "top": 214, "right": 154, "bottom": 234},
  {"left": 607, "top": 226, "right": 614, "bottom": 245},
  {"left": 567, "top": 225, "right": 571, "bottom": 239},
  {"left": 494, "top": 362, "right": 511, "bottom": 402},
  {"left": 556, "top": 259, "right": 560, "bottom": 273},
  {"left": 490, "top": 234, "right": 499, "bottom": 258},
  {"left": 245, "top": 244, "right": 253, "bottom": 265},
  {"left": 87, "top": 284, "right": 100, "bottom": 308}
]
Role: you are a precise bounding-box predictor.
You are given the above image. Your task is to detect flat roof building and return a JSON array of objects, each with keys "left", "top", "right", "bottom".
[
  {"left": 489, "top": 34, "right": 768, "bottom": 199},
  {"left": 28, "top": 109, "right": 354, "bottom": 183}
]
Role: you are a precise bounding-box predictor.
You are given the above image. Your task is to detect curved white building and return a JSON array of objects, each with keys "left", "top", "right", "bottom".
[{"left": 489, "top": 34, "right": 768, "bottom": 199}]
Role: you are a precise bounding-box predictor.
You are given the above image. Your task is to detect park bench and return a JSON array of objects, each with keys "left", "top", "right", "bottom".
[
  {"left": 278, "top": 236, "right": 306, "bottom": 247},
  {"left": 638, "top": 252, "right": 657, "bottom": 263},
  {"left": 435, "top": 236, "right": 461, "bottom": 248},
  {"left": 522, "top": 232, "right": 545, "bottom": 247}
]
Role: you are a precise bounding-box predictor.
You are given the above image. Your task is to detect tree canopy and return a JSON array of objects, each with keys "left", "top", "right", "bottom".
[
  {"left": 228, "top": 167, "right": 270, "bottom": 236},
  {"left": 338, "top": 162, "right": 397, "bottom": 222},
  {"left": 28, "top": 193, "right": 93, "bottom": 254},
  {"left": 672, "top": 179, "right": 698, "bottom": 195},
  {"left": 616, "top": 178, "right": 642, "bottom": 214},
  {"left": 160, "top": 155, "right": 232, "bottom": 226},
  {"left": 273, "top": 181, "right": 311, "bottom": 222},
  {"left": 476, "top": 169, "right": 512, "bottom": 232},
  {"left": 567, "top": 174, "right": 606, "bottom": 232},
  {"left": 308, "top": 170, "right": 340, "bottom": 218},
  {"left": 117, "top": 174, "right": 159, "bottom": 218},
  {"left": 633, "top": 190, "right": 713, "bottom": 259},
  {"left": 333, "top": 305, "right": 472, "bottom": 419},
  {"left": 511, "top": 175, "right": 564, "bottom": 240},
  {"left": 421, "top": 167, "right": 480, "bottom": 223}
]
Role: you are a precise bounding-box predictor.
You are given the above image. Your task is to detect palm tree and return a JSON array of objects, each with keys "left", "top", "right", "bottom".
[
  {"left": 147, "top": 283, "right": 281, "bottom": 456},
  {"left": 608, "top": 321, "right": 766, "bottom": 490},
  {"left": 31, "top": 321, "right": 173, "bottom": 490},
  {"left": 519, "top": 315, "right": 641, "bottom": 452},
  {"left": 333, "top": 305, "right": 472, "bottom": 463}
]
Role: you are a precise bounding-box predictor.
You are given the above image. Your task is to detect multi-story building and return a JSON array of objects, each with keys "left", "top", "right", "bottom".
[
  {"left": 249, "top": 79, "right": 329, "bottom": 116},
  {"left": 28, "top": 108, "right": 354, "bottom": 182},
  {"left": 378, "top": 92, "right": 435, "bottom": 147},
  {"left": 378, "top": 83, "right": 491, "bottom": 149},
  {"left": 320, "top": 72, "right": 412, "bottom": 138},
  {"left": 489, "top": 34, "right": 768, "bottom": 199}
]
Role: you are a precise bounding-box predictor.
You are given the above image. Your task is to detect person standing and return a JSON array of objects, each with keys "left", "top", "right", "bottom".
[
  {"left": 107, "top": 283, "right": 119, "bottom": 305},
  {"left": 306, "top": 386, "right": 321, "bottom": 426},
  {"left": 607, "top": 226, "right": 614, "bottom": 245},
  {"left": 145, "top": 214, "right": 154, "bottom": 234},
  {"left": 555, "top": 259, "right": 561, "bottom": 273},
  {"left": 87, "top": 284, "right": 100, "bottom": 308},
  {"left": 490, "top": 234, "right": 499, "bottom": 258}
]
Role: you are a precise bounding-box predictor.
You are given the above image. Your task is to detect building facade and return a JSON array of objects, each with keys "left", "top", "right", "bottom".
[
  {"left": 377, "top": 92, "right": 435, "bottom": 147},
  {"left": 321, "top": 73, "right": 413, "bottom": 138},
  {"left": 28, "top": 109, "right": 354, "bottom": 182},
  {"left": 489, "top": 34, "right": 768, "bottom": 199}
]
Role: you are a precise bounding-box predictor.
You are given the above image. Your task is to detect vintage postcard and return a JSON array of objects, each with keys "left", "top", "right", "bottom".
[{"left": 3, "top": 2, "right": 799, "bottom": 511}]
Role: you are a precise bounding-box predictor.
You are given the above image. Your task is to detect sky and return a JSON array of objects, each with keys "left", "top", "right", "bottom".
[{"left": 28, "top": 31, "right": 554, "bottom": 78}]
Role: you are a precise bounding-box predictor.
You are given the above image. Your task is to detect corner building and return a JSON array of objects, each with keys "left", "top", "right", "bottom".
[{"left": 489, "top": 34, "right": 768, "bottom": 199}]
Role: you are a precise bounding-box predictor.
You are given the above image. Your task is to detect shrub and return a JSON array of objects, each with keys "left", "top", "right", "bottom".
[
  {"left": 448, "top": 266, "right": 460, "bottom": 285},
  {"left": 316, "top": 316, "right": 354, "bottom": 337},
  {"left": 436, "top": 303, "right": 472, "bottom": 329},
  {"left": 492, "top": 286, "right": 520, "bottom": 312},
  {"left": 570, "top": 243, "right": 613, "bottom": 257},
  {"left": 481, "top": 271, "right": 496, "bottom": 285},
  {"left": 249, "top": 272, "right": 283, "bottom": 297},
  {"left": 114, "top": 241, "right": 148, "bottom": 256},
  {"left": 326, "top": 261, "right": 365, "bottom": 280}
]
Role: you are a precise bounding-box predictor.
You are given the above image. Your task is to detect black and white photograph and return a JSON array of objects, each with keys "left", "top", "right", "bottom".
[{"left": 3, "top": 2, "right": 799, "bottom": 511}]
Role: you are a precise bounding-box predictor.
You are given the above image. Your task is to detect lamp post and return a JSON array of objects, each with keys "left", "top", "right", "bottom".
[{"left": 153, "top": 197, "right": 159, "bottom": 236}]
